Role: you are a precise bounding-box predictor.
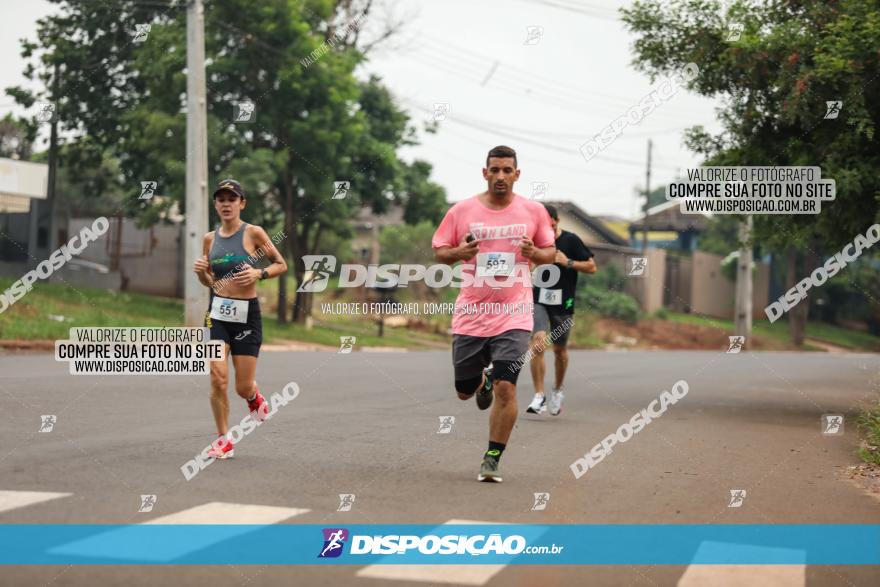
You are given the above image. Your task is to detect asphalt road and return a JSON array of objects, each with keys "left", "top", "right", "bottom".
[{"left": 1, "top": 348, "right": 879, "bottom": 586}]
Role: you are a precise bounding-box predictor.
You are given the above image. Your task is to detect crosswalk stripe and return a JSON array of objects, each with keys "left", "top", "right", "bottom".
[
  {"left": 356, "top": 519, "right": 507, "bottom": 586},
  {"left": 678, "top": 541, "right": 806, "bottom": 587},
  {"left": 0, "top": 490, "right": 72, "bottom": 514},
  {"left": 49, "top": 501, "right": 310, "bottom": 562},
  {"left": 678, "top": 565, "right": 806, "bottom": 587},
  {"left": 142, "top": 501, "right": 308, "bottom": 525}
]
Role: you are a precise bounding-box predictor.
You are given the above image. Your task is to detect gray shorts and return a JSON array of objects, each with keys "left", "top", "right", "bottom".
[
  {"left": 452, "top": 329, "right": 531, "bottom": 381},
  {"left": 533, "top": 304, "right": 574, "bottom": 346}
]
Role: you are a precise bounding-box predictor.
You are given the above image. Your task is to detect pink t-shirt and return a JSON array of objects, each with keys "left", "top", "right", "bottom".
[{"left": 432, "top": 194, "right": 555, "bottom": 337}]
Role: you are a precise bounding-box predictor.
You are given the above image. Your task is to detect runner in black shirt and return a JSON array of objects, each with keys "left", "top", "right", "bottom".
[{"left": 526, "top": 204, "right": 596, "bottom": 416}]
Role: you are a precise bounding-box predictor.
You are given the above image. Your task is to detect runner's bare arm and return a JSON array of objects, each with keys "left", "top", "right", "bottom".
[
  {"left": 252, "top": 226, "right": 288, "bottom": 279},
  {"left": 232, "top": 226, "right": 287, "bottom": 286},
  {"left": 435, "top": 236, "right": 479, "bottom": 264},
  {"left": 576, "top": 258, "right": 598, "bottom": 274},
  {"left": 520, "top": 236, "right": 555, "bottom": 265},
  {"left": 194, "top": 233, "right": 215, "bottom": 288},
  {"left": 555, "top": 249, "right": 597, "bottom": 274}
]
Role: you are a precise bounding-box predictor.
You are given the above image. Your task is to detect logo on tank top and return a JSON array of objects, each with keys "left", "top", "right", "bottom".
[{"left": 211, "top": 253, "right": 250, "bottom": 266}]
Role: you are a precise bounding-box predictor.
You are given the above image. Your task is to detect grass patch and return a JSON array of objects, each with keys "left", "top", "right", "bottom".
[
  {"left": 664, "top": 310, "right": 880, "bottom": 352},
  {"left": 0, "top": 278, "right": 182, "bottom": 340},
  {"left": 798, "top": 321, "right": 880, "bottom": 352},
  {"left": 0, "top": 277, "right": 448, "bottom": 349},
  {"left": 567, "top": 312, "right": 604, "bottom": 349},
  {"left": 857, "top": 401, "right": 880, "bottom": 466}
]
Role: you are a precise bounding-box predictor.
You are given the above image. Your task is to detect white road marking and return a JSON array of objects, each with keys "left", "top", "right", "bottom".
[
  {"left": 678, "top": 541, "right": 806, "bottom": 587},
  {"left": 356, "top": 519, "right": 508, "bottom": 586},
  {"left": 0, "top": 490, "right": 71, "bottom": 514},
  {"left": 49, "top": 501, "right": 309, "bottom": 562},
  {"left": 141, "top": 501, "right": 308, "bottom": 524}
]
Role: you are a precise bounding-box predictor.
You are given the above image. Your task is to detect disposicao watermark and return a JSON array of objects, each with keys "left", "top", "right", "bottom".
[
  {"left": 0, "top": 217, "right": 109, "bottom": 315},
  {"left": 669, "top": 166, "right": 836, "bottom": 215},
  {"left": 296, "top": 255, "right": 561, "bottom": 292},
  {"left": 822, "top": 414, "right": 844, "bottom": 435},
  {"left": 181, "top": 382, "right": 300, "bottom": 480},
  {"left": 580, "top": 63, "right": 699, "bottom": 163},
  {"left": 300, "top": 14, "right": 365, "bottom": 68},
  {"left": 765, "top": 223, "right": 879, "bottom": 323},
  {"left": 337, "top": 494, "right": 356, "bottom": 512},
  {"left": 211, "top": 229, "right": 287, "bottom": 293},
  {"left": 38, "top": 415, "right": 56, "bottom": 432},
  {"left": 570, "top": 380, "right": 689, "bottom": 479},
  {"left": 513, "top": 316, "right": 574, "bottom": 371}
]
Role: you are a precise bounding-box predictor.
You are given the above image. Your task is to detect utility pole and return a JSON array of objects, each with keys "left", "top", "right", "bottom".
[
  {"left": 641, "top": 139, "right": 652, "bottom": 252},
  {"left": 44, "top": 62, "right": 60, "bottom": 257},
  {"left": 185, "top": 0, "right": 209, "bottom": 326},
  {"left": 734, "top": 215, "right": 753, "bottom": 338}
]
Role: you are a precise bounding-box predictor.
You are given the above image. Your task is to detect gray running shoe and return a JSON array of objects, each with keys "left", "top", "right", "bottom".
[
  {"left": 477, "top": 451, "right": 503, "bottom": 482},
  {"left": 476, "top": 366, "right": 494, "bottom": 411}
]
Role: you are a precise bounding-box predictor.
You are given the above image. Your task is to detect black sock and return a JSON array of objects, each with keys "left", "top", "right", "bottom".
[{"left": 486, "top": 441, "right": 506, "bottom": 459}]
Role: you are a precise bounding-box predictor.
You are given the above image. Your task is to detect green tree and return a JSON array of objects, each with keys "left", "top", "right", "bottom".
[
  {"left": 9, "top": 0, "right": 447, "bottom": 323},
  {"left": 698, "top": 215, "right": 741, "bottom": 257},
  {"left": 622, "top": 0, "right": 880, "bottom": 248},
  {"left": 379, "top": 220, "right": 437, "bottom": 266},
  {"left": 399, "top": 160, "right": 447, "bottom": 225},
  {"left": 622, "top": 0, "right": 880, "bottom": 343},
  {"left": 0, "top": 115, "right": 36, "bottom": 160}
]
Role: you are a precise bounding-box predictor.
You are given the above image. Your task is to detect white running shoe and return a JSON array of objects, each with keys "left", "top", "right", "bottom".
[
  {"left": 549, "top": 388, "right": 564, "bottom": 416},
  {"left": 525, "top": 393, "right": 547, "bottom": 414}
]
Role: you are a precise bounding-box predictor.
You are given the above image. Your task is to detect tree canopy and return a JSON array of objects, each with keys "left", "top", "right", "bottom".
[{"left": 622, "top": 0, "right": 880, "bottom": 251}]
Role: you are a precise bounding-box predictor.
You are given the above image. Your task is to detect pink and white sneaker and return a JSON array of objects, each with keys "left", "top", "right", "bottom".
[
  {"left": 246, "top": 382, "right": 270, "bottom": 422},
  {"left": 207, "top": 435, "right": 234, "bottom": 459}
]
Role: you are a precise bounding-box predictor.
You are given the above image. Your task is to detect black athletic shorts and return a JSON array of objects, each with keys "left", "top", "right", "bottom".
[
  {"left": 533, "top": 303, "right": 573, "bottom": 347},
  {"left": 452, "top": 329, "right": 530, "bottom": 385},
  {"left": 204, "top": 295, "right": 263, "bottom": 357}
]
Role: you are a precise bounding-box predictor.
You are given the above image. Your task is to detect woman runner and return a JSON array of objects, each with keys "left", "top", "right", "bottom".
[{"left": 192, "top": 178, "right": 288, "bottom": 458}]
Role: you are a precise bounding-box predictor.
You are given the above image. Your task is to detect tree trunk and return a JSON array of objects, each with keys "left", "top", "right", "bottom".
[
  {"left": 290, "top": 248, "right": 305, "bottom": 323},
  {"left": 278, "top": 177, "right": 294, "bottom": 325},
  {"left": 277, "top": 266, "right": 287, "bottom": 324},
  {"left": 786, "top": 247, "right": 806, "bottom": 346},
  {"left": 291, "top": 221, "right": 314, "bottom": 323}
]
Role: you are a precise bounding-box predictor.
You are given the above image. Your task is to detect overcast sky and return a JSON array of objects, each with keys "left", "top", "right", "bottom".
[{"left": 1, "top": 0, "right": 723, "bottom": 220}]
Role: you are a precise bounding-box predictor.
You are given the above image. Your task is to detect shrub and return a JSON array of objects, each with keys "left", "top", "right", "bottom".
[
  {"left": 577, "top": 284, "right": 641, "bottom": 324},
  {"left": 857, "top": 401, "right": 880, "bottom": 466}
]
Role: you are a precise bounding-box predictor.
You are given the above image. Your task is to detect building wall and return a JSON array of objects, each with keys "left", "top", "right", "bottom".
[
  {"left": 623, "top": 247, "right": 666, "bottom": 314},
  {"left": 664, "top": 255, "right": 693, "bottom": 312},
  {"left": 689, "top": 251, "right": 769, "bottom": 319},
  {"left": 558, "top": 214, "right": 606, "bottom": 246},
  {"left": 68, "top": 217, "right": 182, "bottom": 298},
  {"left": 0, "top": 211, "right": 31, "bottom": 261}
]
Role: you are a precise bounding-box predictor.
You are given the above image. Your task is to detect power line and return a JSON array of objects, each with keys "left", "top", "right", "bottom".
[
  {"left": 424, "top": 122, "right": 649, "bottom": 181},
  {"left": 413, "top": 36, "right": 704, "bottom": 120},
  {"left": 399, "top": 96, "right": 681, "bottom": 171},
  {"left": 510, "top": 0, "right": 622, "bottom": 20},
  {"left": 403, "top": 48, "right": 700, "bottom": 128}
]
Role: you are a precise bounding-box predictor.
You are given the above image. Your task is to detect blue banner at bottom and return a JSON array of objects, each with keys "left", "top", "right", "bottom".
[{"left": 0, "top": 524, "right": 878, "bottom": 565}]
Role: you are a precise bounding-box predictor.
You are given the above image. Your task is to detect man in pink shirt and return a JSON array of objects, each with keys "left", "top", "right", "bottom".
[{"left": 432, "top": 145, "right": 556, "bottom": 482}]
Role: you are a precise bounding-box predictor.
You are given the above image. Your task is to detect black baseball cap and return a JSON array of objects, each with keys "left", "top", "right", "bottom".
[{"left": 212, "top": 178, "right": 246, "bottom": 199}]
